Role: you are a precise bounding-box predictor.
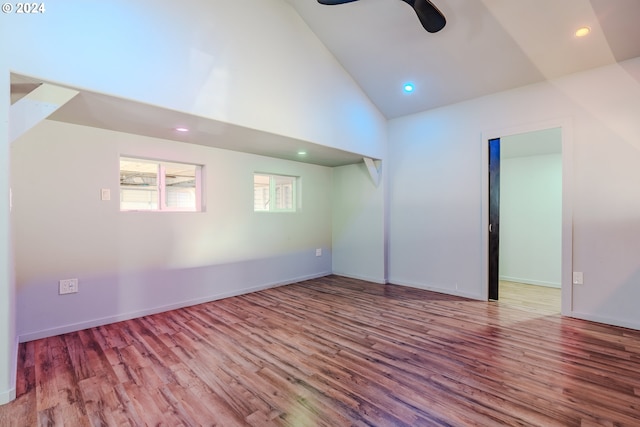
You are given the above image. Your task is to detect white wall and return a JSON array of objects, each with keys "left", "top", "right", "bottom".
[
  {"left": 389, "top": 57, "right": 640, "bottom": 329},
  {"left": 499, "top": 153, "right": 562, "bottom": 287},
  {"left": 1, "top": 0, "right": 389, "bottom": 403},
  {"left": 11, "top": 120, "right": 333, "bottom": 341},
  {"left": 4, "top": 0, "right": 386, "bottom": 160},
  {"left": 1, "top": 57, "right": 17, "bottom": 404},
  {"left": 332, "top": 163, "right": 386, "bottom": 283}
]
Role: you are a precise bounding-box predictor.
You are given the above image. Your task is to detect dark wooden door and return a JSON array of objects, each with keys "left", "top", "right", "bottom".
[{"left": 488, "top": 138, "right": 501, "bottom": 300}]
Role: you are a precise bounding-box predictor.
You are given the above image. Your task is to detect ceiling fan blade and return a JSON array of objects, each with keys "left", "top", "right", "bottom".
[
  {"left": 403, "top": 0, "right": 446, "bottom": 33},
  {"left": 317, "top": 0, "right": 446, "bottom": 33},
  {"left": 317, "top": 0, "right": 359, "bottom": 4}
]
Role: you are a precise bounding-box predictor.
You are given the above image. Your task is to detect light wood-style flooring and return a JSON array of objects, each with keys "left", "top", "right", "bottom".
[
  {"left": 1, "top": 275, "right": 639, "bottom": 426},
  {"left": 498, "top": 280, "right": 561, "bottom": 314}
]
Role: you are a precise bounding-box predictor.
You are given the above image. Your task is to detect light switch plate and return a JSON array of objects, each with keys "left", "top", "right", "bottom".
[
  {"left": 573, "top": 272, "right": 583, "bottom": 285},
  {"left": 101, "top": 188, "right": 111, "bottom": 201}
]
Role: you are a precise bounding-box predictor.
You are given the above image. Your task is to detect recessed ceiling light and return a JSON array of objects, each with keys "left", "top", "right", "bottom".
[
  {"left": 174, "top": 127, "right": 189, "bottom": 132},
  {"left": 297, "top": 151, "right": 307, "bottom": 156},
  {"left": 403, "top": 83, "right": 415, "bottom": 93},
  {"left": 575, "top": 26, "right": 591, "bottom": 37}
]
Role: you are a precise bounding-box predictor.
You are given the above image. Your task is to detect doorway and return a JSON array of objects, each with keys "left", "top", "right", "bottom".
[{"left": 487, "top": 127, "right": 564, "bottom": 312}]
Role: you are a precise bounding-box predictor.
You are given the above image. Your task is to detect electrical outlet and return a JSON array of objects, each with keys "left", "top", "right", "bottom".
[
  {"left": 315, "top": 248, "right": 322, "bottom": 257},
  {"left": 59, "top": 278, "right": 79, "bottom": 295}
]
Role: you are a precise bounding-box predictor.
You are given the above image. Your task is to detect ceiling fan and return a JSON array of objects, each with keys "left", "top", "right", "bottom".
[{"left": 317, "top": 0, "right": 446, "bottom": 33}]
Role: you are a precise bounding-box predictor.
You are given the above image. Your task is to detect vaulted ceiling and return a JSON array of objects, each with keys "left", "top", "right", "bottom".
[
  {"left": 10, "top": 0, "right": 640, "bottom": 166},
  {"left": 287, "top": 0, "right": 640, "bottom": 118}
]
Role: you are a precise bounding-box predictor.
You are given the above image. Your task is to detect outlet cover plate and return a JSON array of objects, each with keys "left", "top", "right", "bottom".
[{"left": 59, "top": 278, "right": 79, "bottom": 294}]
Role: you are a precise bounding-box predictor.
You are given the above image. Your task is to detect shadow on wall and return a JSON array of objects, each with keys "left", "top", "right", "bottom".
[
  {"left": 16, "top": 250, "right": 332, "bottom": 342},
  {"left": 572, "top": 259, "right": 640, "bottom": 330}
]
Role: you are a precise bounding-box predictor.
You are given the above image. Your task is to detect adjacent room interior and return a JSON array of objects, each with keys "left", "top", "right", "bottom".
[{"left": 498, "top": 128, "right": 563, "bottom": 313}]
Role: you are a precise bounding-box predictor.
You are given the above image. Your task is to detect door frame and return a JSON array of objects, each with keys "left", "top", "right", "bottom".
[
  {"left": 481, "top": 118, "right": 573, "bottom": 316},
  {"left": 488, "top": 137, "right": 501, "bottom": 301}
]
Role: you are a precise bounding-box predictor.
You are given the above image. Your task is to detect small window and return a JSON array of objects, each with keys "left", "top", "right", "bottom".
[
  {"left": 254, "top": 173, "right": 297, "bottom": 212},
  {"left": 120, "top": 157, "right": 202, "bottom": 211}
]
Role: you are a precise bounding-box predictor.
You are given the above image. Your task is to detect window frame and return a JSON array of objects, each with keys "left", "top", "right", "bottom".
[
  {"left": 253, "top": 173, "right": 299, "bottom": 213},
  {"left": 120, "top": 156, "right": 203, "bottom": 212}
]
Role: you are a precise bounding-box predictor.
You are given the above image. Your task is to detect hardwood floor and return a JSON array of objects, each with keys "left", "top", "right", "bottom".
[
  {"left": 498, "top": 280, "right": 561, "bottom": 314},
  {"left": 2, "top": 275, "right": 639, "bottom": 426}
]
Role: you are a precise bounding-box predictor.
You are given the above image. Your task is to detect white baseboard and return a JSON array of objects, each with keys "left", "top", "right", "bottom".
[
  {"left": 0, "top": 386, "right": 16, "bottom": 406},
  {"left": 499, "top": 275, "right": 561, "bottom": 288},
  {"left": 332, "top": 272, "right": 386, "bottom": 285},
  {"left": 569, "top": 310, "right": 640, "bottom": 331},
  {"left": 18, "top": 271, "right": 331, "bottom": 343},
  {"left": 388, "top": 277, "right": 483, "bottom": 300},
  {"left": 1, "top": 336, "right": 18, "bottom": 405}
]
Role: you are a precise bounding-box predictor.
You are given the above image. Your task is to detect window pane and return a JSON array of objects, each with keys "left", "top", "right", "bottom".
[
  {"left": 120, "top": 158, "right": 159, "bottom": 210},
  {"left": 254, "top": 174, "right": 270, "bottom": 211},
  {"left": 254, "top": 173, "right": 296, "bottom": 212},
  {"left": 120, "top": 187, "right": 159, "bottom": 210},
  {"left": 164, "top": 162, "right": 197, "bottom": 210},
  {"left": 274, "top": 175, "right": 294, "bottom": 210},
  {"left": 120, "top": 157, "right": 201, "bottom": 212}
]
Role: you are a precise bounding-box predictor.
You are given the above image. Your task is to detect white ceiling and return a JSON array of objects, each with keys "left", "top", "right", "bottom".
[
  {"left": 501, "top": 127, "right": 561, "bottom": 159},
  {"left": 286, "top": 0, "right": 640, "bottom": 118},
  {"left": 10, "top": 74, "right": 366, "bottom": 167},
  {"left": 10, "top": 0, "right": 640, "bottom": 166}
]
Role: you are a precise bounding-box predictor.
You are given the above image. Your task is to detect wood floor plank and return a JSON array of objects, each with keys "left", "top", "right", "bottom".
[
  {"left": 77, "top": 375, "right": 129, "bottom": 427},
  {"left": 2, "top": 275, "right": 640, "bottom": 426},
  {"left": 34, "top": 340, "right": 58, "bottom": 413}
]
